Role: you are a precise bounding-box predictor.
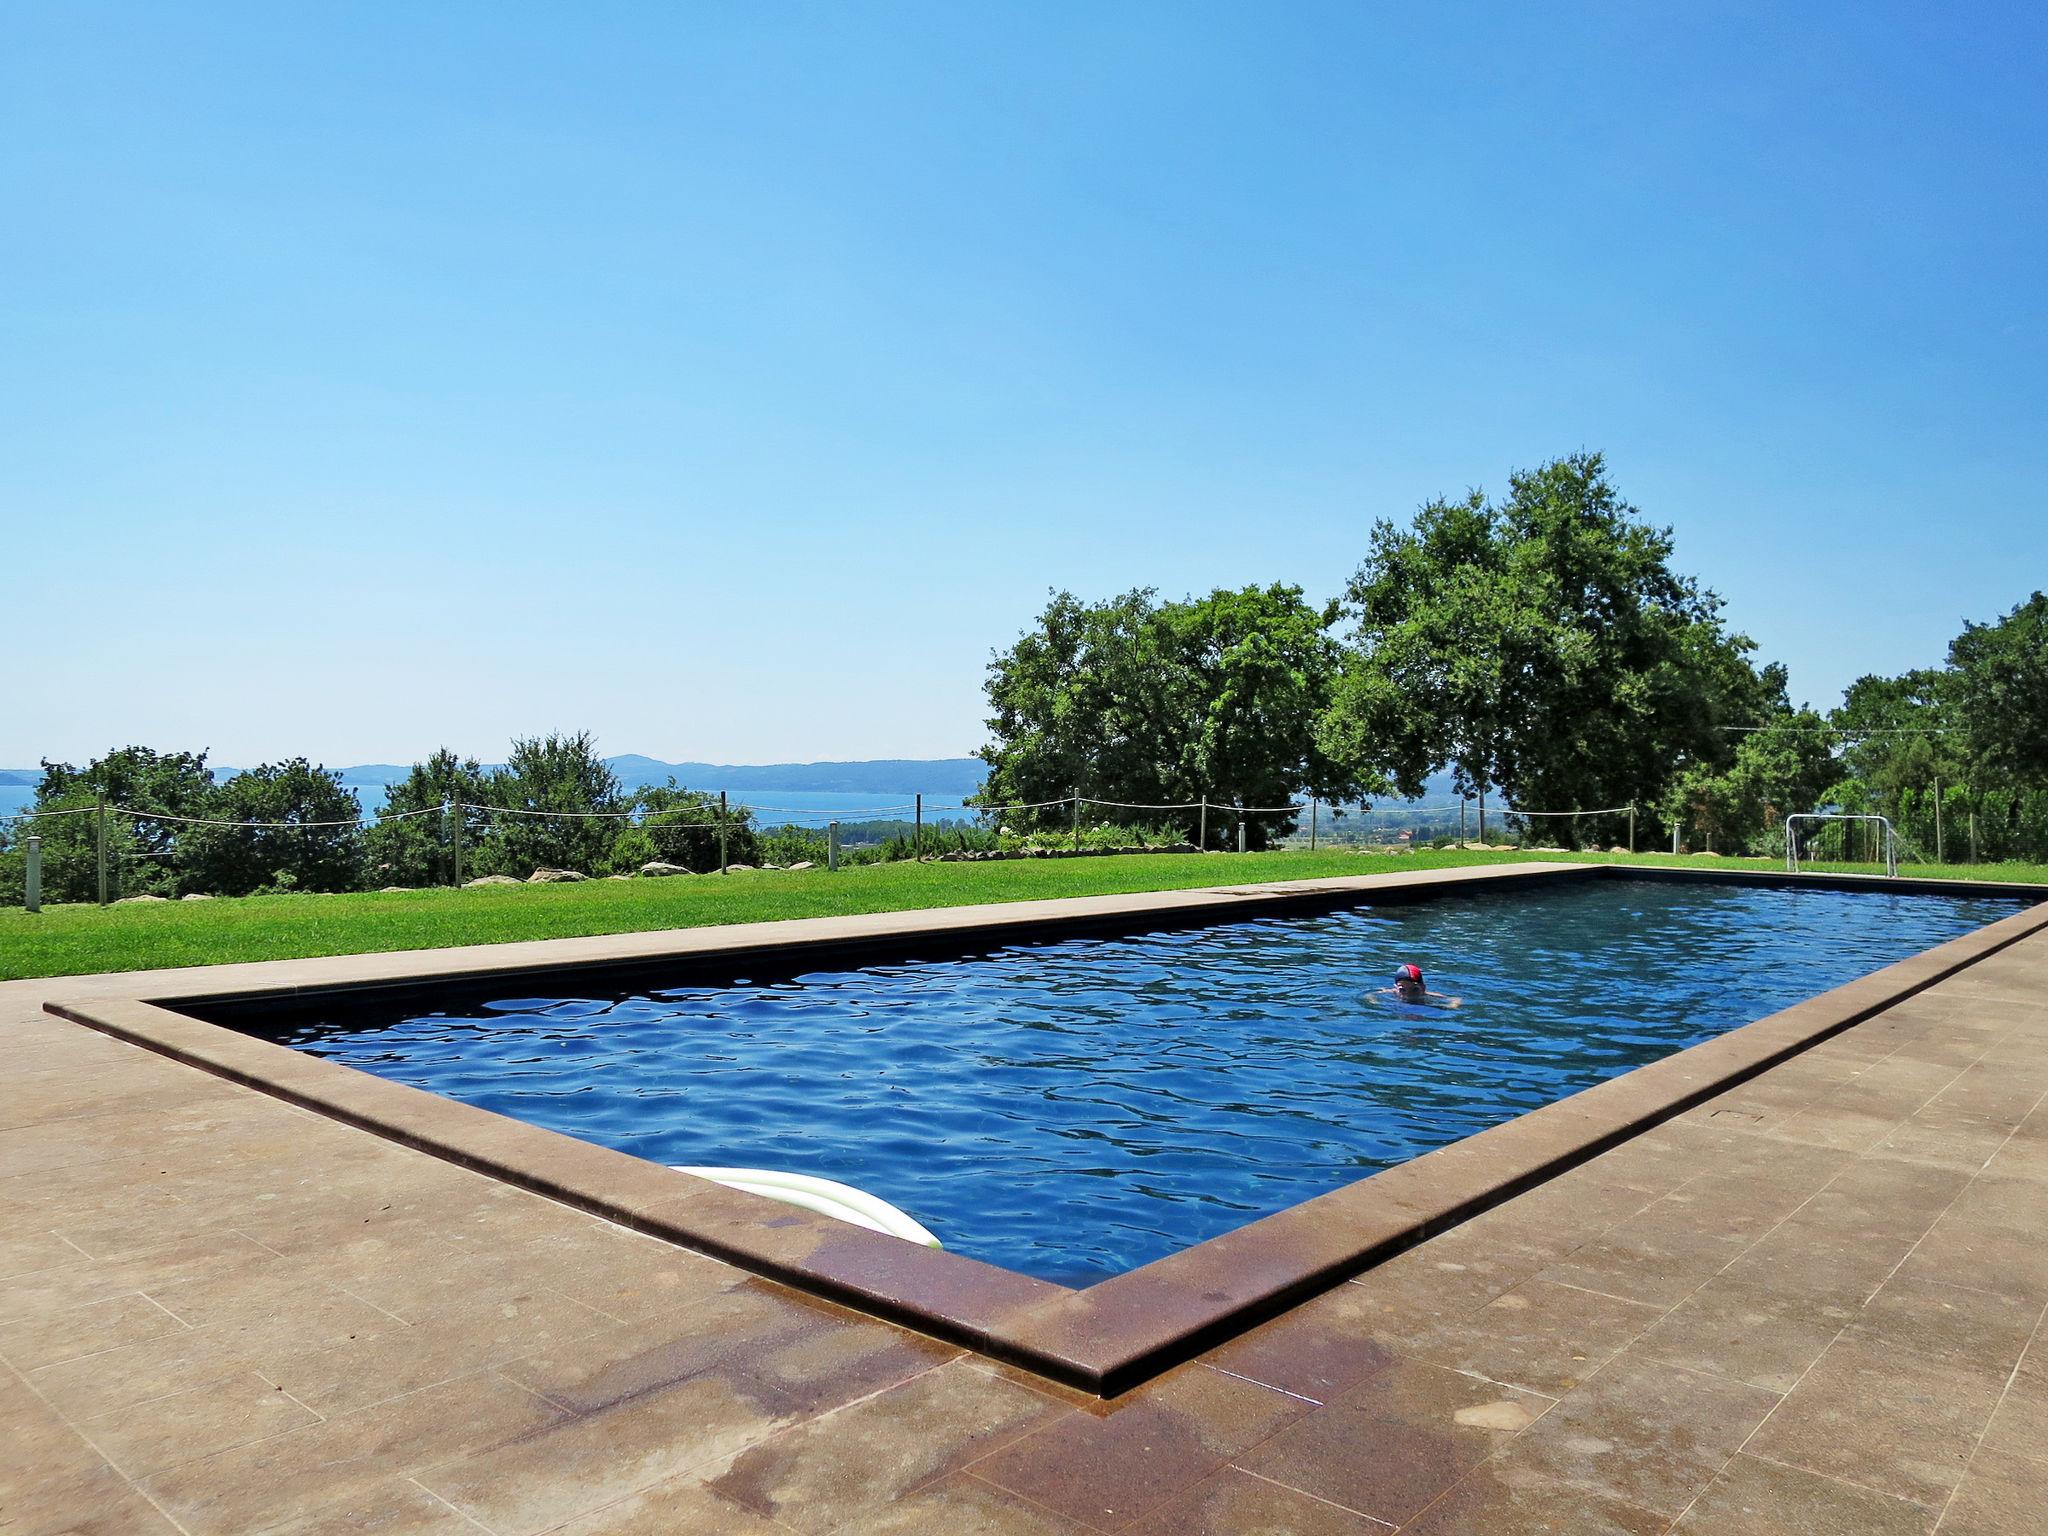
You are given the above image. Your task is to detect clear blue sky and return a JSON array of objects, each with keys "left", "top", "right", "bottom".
[{"left": 5, "top": 2, "right": 2041, "bottom": 768}]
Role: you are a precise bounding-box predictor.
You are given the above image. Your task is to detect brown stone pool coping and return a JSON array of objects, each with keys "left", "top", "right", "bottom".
[{"left": 40, "top": 860, "right": 2048, "bottom": 1397}]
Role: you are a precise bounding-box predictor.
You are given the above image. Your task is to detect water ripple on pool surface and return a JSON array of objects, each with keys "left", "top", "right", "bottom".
[{"left": 279, "top": 880, "right": 2023, "bottom": 1284}]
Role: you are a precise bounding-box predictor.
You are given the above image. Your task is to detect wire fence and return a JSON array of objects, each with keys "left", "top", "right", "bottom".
[
  {"left": 3, "top": 786, "right": 1660, "bottom": 911},
  {"left": 23, "top": 782, "right": 2031, "bottom": 912}
]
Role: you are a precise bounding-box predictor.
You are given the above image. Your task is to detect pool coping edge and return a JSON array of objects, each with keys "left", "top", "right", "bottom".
[{"left": 39, "top": 860, "right": 2048, "bottom": 1395}]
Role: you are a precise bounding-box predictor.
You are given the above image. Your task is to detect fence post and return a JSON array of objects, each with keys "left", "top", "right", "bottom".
[
  {"left": 25, "top": 835, "right": 40, "bottom": 913},
  {"left": 96, "top": 801, "right": 108, "bottom": 906},
  {"left": 1934, "top": 781, "right": 1943, "bottom": 865},
  {"left": 1199, "top": 795, "right": 1207, "bottom": 851},
  {"left": 915, "top": 793, "right": 923, "bottom": 861},
  {"left": 828, "top": 821, "right": 839, "bottom": 872},
  {"left": 1628, "top": 806, "right": 1636, "bottom": 853},
  {"left": 1071, "top": 790, "right": 1081, "bottom": 855},
  {"left": 1309, "top": 797, "right": 1318, "bottom": 851},
  {"left": 1236, "top": 800, "right": 1246, "bottom": 854},
  {"left": 449, "top": 800, "right": 463, "bottom": 886},
  {"left": 1969, "top": 808, "right": 1978, "bottom": 864},
  {"left": 719, "top": 791, "right": 729, "bottom": 874},
  {"left": 1460, "top": 797, "right": 1467, "bottom": 846},
  {"left": 1672, "top": 821, "right": 1680, "bottom": 856}
]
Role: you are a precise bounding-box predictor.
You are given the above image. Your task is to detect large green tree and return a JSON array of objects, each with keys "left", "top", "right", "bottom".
[
  {"left": 1321, "top": 454, "right": 1773, "bottom": 845},
  {"left": 0, "top": 748, "right": 213, "bottom": 902},
  {"left": 979, "top": 584, "right": 1367, "bottom": 848},
  {"left": 362, "top": 749, "right": 494, "bottom": 887},
  {"left": 474, "top": 731, "right": 626, "bottom": 876},
  {"left": 1951, "top": 592, "right": 2048, "bottom": 793},
  {"left": 179, "top": 760, "right": 365, "bottom": 896}
]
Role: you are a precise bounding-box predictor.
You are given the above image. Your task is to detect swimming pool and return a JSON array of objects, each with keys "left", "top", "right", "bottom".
[{"left": 264, "top": 878, "right": 2023, "bottom": 1284}]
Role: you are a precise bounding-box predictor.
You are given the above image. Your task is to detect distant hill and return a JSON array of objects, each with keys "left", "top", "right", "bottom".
[
  {"left": 603, "top": 757, "right": 987, "bottom": 795},
  {"left": 1, "top": 758, "right": 990, "bottom": 796}
]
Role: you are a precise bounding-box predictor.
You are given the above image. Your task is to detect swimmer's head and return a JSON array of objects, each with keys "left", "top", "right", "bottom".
[{"left": 1394, "top": 963, "right": 1425, "bottom": 996}]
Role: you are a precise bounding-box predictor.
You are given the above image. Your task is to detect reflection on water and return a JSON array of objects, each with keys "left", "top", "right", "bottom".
[{"left": 281, "top": 880, "right": 2022, "bottom": 1284}]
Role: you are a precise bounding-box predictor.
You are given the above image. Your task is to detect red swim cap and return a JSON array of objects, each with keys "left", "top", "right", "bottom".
[{"left": 1397, "top": 964, "right": 1423, "bottom": 985}]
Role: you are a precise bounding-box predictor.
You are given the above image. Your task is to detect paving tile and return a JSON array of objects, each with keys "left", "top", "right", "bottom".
[
  {"left": 141, "top": 1371, "right": 567, "bottom": 1535},
  {"left": 0, "top": 1228, "right": 89, "bottom": 1281},
  {"left": 1233, "top": 1357, "right": 1552, "bottom": 1526},
  {"left": 545, "top": 1475, "right": 798, "bottom": 1535},
  {"left": 0, "top": 1291, "right": 189, "bottom": 1372},
  {"left": 702, "top": 1358, "right": 1069, "bottom": 1534},
  {"left": 1978, "top": 1346, "right": 2048, "bottom": 1462},
  {"left": 972, "top": 1361, "right": 1309, "bottom": 1530},
  {"left": 0, "top": 1230, "right": 277, "bottom": 1328},
  {"left": 1745, "top": 1334, "right": 2004, "bottom": 1504},
  {"left": 1536, "top": 1208, "right": 1753, "bottom": 1310},
  {"left": 80, "top": 1368, "right": 321, "bottom": 1479},
  {"left": 264, "top": 1284, "right": 618, "bottom": 1417},
  {"left": 1202, "top": 1286, "right": 1400, "bottom": 1402},
  {"left": 1398, "top": 1277, "right": 1666, "bottom": 1395},
  {"left": 1499, "top": 1353, "right": 1779, "bottom": 1517},
  {"left": 1936, "top": 1447, "right": 2048, "bottom": 1536},
  {"left": 843, "top": 1473, "right": 1092, "bottom": 1534},
  {"left": 1877, "top": 1106, "right": 2025, "bottom": 1172},
  {"left": 260, "top": 1479, "right": 491, "bottom": 1534},
  {"left": 1895, "top": 1216, "right": 2048, "bottom": 1304},
  {"left": 1120, "top": 1466, "right": 1391, "bottom": 1534},
  {"left": 495, "top": 1281, "right": 844, "bottom": 1411},
  {"left": 0, "top": 1463, "right": 186, "bottom": 1535},
  {"left": 1631, "top": 1274, "right": 1851, "bottom": 1394},
  {"left": 1397, "top": 1453, "right": 1669, "bottom": 1535},
  {"left": 417, "top": 1369, "right": 804, "bottom": 1536},
  {"left": 1667, "top": 1451, "right": 1935, "bottom": 1534},
  {"left": 1847, "top": 1275, "right": 2038, "bottom": 1376},
  {"left": 28, "top": 1321, "right": 255, "bottom": 1422}
]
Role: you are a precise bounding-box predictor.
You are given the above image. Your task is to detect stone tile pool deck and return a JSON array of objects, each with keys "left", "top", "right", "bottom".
[{"left": 4, "top": 879, "right": 2045, "bottom": 1533}]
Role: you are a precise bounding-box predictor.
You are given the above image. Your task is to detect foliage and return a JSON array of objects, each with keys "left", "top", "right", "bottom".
[
  {"left": 0, "top": 787, "right": 147, "bottom": 904},
  {"left": 33, "top": 747, "right": 214, "bottom": 892},
  {"left": 473, "top": 732, "right": 627, "bottom": 876},
  {"left": 979, "top": 583, "right": 1364, "bottom": 849},
  {"left": 178, "top": 760, "right": 365, "bottom": 896},
  {"left": 624, "top": 781, "right": 757, "bottom": 873},
  {"left": 1950, "top": 592, "right": 2048, "bottom": 794},
  {"left": 1320, "top": 454, "right": 1775, "bottom": 848},
  {"left": 362, "top": 749, "right": 493, "bottom": 888},
  {"left": 1658, "top": 711, "right": 1841, "bottom": 854}
]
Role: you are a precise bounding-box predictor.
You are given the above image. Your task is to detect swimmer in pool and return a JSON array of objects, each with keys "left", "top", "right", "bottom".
[{"left": 1386, "top": 963, "right": 1461, "bottom": 1009}]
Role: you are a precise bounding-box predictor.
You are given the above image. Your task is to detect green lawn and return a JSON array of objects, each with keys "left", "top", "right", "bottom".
[{"left": 4, "top": 848, "right": 2042, "bottom": 983}]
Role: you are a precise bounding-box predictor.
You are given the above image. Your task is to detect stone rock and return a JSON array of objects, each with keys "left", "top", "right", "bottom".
[
  {"left": 639, "top": 862, "right": 690, "bottom": 878},
  {"left": 115, "top": 894, "right": 170, "bottom": 904},
  {"left": 1607, "top": 845, "right": 1630, "bottom": 855},
  {"left": 607, "top": 873, "right": 632, "bottom": 880},
  {"left": 527, "top": 868, "right": 590, "bottom": 883},
  {"left": 786, "top": 861, "right": 814, "bottom": 871},
  {"left": 379, "top": 886, "right": 413, "bottom": 893},
  {"left": 180, "top": 893, "right": 214, "bottom": 901},
  {"left": 464, "top": 875, "right": 522, "bottom": 888},
  {"left": 723, "top": 863, "right": 756, "bottom": 872}
]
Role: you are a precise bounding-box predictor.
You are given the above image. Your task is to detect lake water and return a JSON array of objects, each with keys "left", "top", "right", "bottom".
[{"left": 0, "top": 782, "right": 973, "bottom": 830}]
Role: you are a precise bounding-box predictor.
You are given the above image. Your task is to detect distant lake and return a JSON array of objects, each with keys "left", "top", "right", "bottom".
[{"left": 0, "top": 782, "right": 979, "bottom": 830}]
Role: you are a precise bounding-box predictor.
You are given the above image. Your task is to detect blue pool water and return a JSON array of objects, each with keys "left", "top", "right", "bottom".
[{"left": 275, "top": 879, "right": 2024, "bottom": 1284}]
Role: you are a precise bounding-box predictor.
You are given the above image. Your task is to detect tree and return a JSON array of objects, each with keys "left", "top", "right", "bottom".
[
  {"left": 979, "top": 584, "right": 1367, "bottom": 848},
  {"left": 179, "top": 760, "right": 365, "bottom": 896},
  {"left": 1950, "top": 592, "right": 2048, "bottom": 793},
  {"left": 35, "top": 747, "right": 214, "bottom": 889},
  {"left": 361, "top": 749, "right": 494, "bottom": 887},
  {"left": 615, "top": 781, "right": 758, "bottom": 872},
  {"left": 1321, "top": 453, "right": 1770, "bottom": 846},
  {"left": 474, "top": 732, "right": 625, "bottom": 876},
  {"left": 1661, "top": 709, "right": 1841, "bottom": 853}
]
